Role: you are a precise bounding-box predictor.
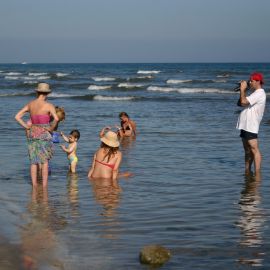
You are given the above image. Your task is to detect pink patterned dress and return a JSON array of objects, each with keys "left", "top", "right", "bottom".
[{"left": 28, "top": 115, "right": 53, "bottom": 164}]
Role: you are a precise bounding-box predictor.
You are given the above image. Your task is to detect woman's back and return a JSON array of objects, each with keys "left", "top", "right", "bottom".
[
  {"left": 28, "top": 98, "right": 51, "bottom": 116},
  {"left": 91, "top": 147, "right": 121, "bottom": 179}
]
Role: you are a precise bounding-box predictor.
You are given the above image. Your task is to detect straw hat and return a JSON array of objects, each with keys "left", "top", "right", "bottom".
[
  {"left": 36, "top": 83, "right": 51, "bottom": 93},
  {"left": 100, "top": 131, "right": 120, "bottom": 147}
]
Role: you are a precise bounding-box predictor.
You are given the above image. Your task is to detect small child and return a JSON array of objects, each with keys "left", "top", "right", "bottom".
[
  {"left": 60, "top": 129, "right": 80, "bottom": 173},
  {"left": 51, "top": 106, "right": 66, "bottom": 143}
]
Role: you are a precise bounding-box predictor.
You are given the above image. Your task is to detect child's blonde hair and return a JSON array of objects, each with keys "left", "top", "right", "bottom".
[{"left": 56, "top": 106, "right": 65, "bottom": 122}]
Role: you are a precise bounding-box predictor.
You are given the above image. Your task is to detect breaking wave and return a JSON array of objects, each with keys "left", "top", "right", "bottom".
[
  {"left": 137, "top": 70, "right": 160, "bottom": 74},
  {"left": 92, "top": 77, "right": 116, "bottom": 82},
  {"left": 88, "top": 85, "right": 112, "bottom": 90},
  {"left": 93, "top": 95, "right": 135, "bottom": 101},
  {"left": 118, "top": 83, "right": 144, "bottom": 89},
  {"left": 147, "top": 86, "right": 234, "bottom": 94}
]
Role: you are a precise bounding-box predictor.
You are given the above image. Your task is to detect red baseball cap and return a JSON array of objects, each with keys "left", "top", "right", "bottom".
[{"left": 250, "top": 72, "right": 264, "bottom": 84}]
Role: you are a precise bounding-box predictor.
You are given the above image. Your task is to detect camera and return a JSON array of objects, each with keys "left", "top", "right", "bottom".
[{"left": 234, "top": 81, "right": 250, "bottom": 92}]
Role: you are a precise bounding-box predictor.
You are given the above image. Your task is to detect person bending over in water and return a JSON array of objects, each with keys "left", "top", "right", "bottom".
[
  {"left": 88, "top": 127, "right": 132, "bottom": 180},
  {"left": 117, "top": 112, "right": 136, "bottom": 138},
  {"left": 60, "top": 130, "right": 80, "bottom": 173}
]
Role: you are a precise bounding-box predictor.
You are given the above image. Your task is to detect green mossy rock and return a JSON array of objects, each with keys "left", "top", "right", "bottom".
[{"left": 139, "top": 245, "right": 171, "bottom": 265}]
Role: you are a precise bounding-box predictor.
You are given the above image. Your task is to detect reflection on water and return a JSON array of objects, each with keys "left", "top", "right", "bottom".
[
  {"left": 119, "top": 136, "right": 136, "bottom": 154},
  {"left": 236, "top": 174, "right": 265, "bottom": 267},
  {"left": 67, "top": 172, "right": 79, "bottom": 218},
  {"left": 89, "top": 178, "right": 122, "bottom": 239},
  {"left": 20, "top": 187, "right": 67, "bottom": 270}
]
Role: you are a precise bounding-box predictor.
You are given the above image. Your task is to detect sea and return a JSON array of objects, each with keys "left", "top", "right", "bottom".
[{"left": 0, "top": 63, "right": 270, "bottom": 269}]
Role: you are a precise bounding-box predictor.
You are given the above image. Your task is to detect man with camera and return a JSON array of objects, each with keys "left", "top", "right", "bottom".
[{"left": 236, "top": 72, "right": 266, "bottom": 174}]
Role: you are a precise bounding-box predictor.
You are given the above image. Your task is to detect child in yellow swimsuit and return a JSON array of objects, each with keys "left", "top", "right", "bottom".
[{"left": 60, "top": 129, "right": 80, "bottom": 173}]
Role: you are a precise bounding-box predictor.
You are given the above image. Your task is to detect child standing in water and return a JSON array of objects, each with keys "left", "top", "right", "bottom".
[{"left": 60, "top": 130, "right": 80, "bottom": 173}]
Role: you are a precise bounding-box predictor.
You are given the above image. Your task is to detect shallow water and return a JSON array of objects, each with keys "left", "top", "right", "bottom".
[{"left": 1, "top": 63, "right": 270, "bottom": 269}]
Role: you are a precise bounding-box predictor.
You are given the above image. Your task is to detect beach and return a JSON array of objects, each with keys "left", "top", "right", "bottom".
[{"left": 1, "top": 63, "right": 270, "bottom": 269}]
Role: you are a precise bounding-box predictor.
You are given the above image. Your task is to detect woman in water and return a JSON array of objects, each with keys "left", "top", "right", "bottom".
[
  {"left": 15, "top": 83, "right": 59, "bottom": 187},
  {"left": 117, "top": 112, "right": 136, "bottom": 138},
  {"left": 88, "top": 127, "right": 122, "bottom": 180}
]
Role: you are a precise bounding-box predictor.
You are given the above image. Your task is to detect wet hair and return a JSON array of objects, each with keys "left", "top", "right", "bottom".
[
  {"left": 119, "top": 112, "right": 129, "bottom": 119},
  {"left": 100, "top": 142, "right": 119, "bottom": 162},
  {"left": 70, "top": 129, "right": 80, "bottom": 140}
]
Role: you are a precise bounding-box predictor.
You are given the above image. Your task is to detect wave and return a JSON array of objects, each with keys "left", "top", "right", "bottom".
[
  {"left": 4, "top": 76, "right": 20, "bottom": 80},
  {"left": 28, "top": 72, "right": 48, "bottom": 76},
  {"left": 0, "top": 92, "right": 34, "bottom": 97},
  {"left": 5, "top": 75, "right": 50, "bottom": 81},
  {"left": 23, "top": 81, "right": 38, "bottom": 85},
  {"left": 56, "top": 72, "right": 69, "bottom": 77},
  {"left": 166, "top": 79, "right": 192, "bottom": 84},
  {"left": 127, "top": 75, "right": 154, "bottom": 82},
  {"left": 216, "top": 74, "right": 230, "bottom": 78},
  {"left": 93, "top": 95, "right": 135, "bottom": 101},
  {"left": 147, "top": 86, "right": 234, "bottom": 94},
  {"left": 118, "top": 83, "right": 144, "bottom": 89},
  {"left": 137, "top": 70, "right": 160, "bottom": 74},
  {"left": 88, "top": 85, "right": 112, "bottom": 90},
  {"left": 92, "top": 77, "right": 116, "bottom": 82},
  {"left": 49, "top": 93, "right": 79, "bottom": 98},
  {"left": 5, "top": 72, "right": 22, "bottom": 76}
]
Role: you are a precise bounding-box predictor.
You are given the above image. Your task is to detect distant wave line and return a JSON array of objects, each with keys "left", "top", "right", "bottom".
[
  {"left": 88, "top": 85, "right": 112, "bottom": 90},
  {"left": 147, "top": 86, "right": 235, "bottom": 94},
  {"left": 137, "top": 70, "right": 160, "bottom": 74}
]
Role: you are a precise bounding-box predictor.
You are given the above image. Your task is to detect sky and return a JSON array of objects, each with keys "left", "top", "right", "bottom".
[{"left": 0, "top": 0, "right": 270, "bottom": 63}]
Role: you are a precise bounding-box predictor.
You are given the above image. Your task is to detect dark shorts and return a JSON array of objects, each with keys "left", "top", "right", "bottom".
[{"left": 240, "top": 129, "right": 258, "bottom": 140}]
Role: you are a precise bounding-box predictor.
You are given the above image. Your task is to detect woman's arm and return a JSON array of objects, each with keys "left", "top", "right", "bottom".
[
  {"left": 88, "top": 153, "right": 97, "bottom": 178},
  {"left": 47, "top": 104, "right": 59, "bottom": 132},
  {"left": 15, "top": 104, "right": 30, "bottom": 129},
  {"left": 112, "top": 152, "right": 122, "bottom": 180},
  {"left": 130, "top": 120, "right": 136, "bottom": 136},
  {"left": 99, "top": 126, "right": 111, "bottom": 138}
]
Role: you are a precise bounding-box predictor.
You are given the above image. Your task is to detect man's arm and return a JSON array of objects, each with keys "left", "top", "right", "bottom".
[{"left": 238, "top": 81, "right": 250, "bottom": 107}]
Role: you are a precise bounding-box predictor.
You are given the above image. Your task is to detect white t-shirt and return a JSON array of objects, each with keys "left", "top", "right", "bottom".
[{"left": 236, "top": 88, "right": 266, "bottom": 134}]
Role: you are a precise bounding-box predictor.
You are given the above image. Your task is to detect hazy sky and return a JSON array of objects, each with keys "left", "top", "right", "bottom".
[{"left": 0, "top": 0, "right": 270, "bottom": 63}]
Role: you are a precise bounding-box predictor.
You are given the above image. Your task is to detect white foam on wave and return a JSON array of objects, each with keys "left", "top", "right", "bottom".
[
  {"left": 24, "top": 80, "right": 38, "bottom": 84},
  {"left": 136, "top": 75, "right": 154, "bottom": 79},
  {"left": 137, "top": 70, "right": 160, "bottom": 74},
  {"left": 56, "top": 72, "right": 69, "bottom": 77},
  {"left": 147, "top": 86, "right": 176, "bottom": 92},
  {"left": 5, "top": 76, "right": 20, "bottom": 80},
  {"left": 0, "top": 92, "right": 33, "bottom": 97},
  {"left": 176, "top": 88, "right": 233, "bottom": 94},
  {"left": 22, "top": 75, "right": 50, "bottom": 80},
  {"left": 166, "top": 79, "right": 192, "bottom": 84},
  {"left": 49, "top": 93, "right": 76, "bottom": 98},
  {"left": 93, "top": 95, "right": 135, "bottom": 101},
  {"left": 38, "top": 76, "right": 50, "bottom": 80},
  {"left": 92, "top": 77, "right": 116, "bottom": 82},
  {"left": 88, "top": 85, "right": 112, "bottom": 90},
  {"left": 216, "top": 74, "right": 230, "bottom": 78},
  {"left": 147, "top": 86, "right": 234, "bottom": 94},
  {"left": 118, "top": 83, "right": 144, "bottom": 88},
  {"left": 28, "top": 72, "right": 47, "bottom": 76},
  {"left": 5, "top": 72, "right": 22, "bottom": 76}
]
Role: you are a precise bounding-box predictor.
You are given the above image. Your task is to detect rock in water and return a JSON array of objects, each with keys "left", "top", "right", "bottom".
[{"left": 139, "top": 245, "right": 171, "bottom": 265}]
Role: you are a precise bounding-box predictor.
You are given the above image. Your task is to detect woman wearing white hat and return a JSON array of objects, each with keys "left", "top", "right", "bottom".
[
  {"left": 88, "top": 127, "right": 123, "bottom": 180},
  {"left": 15, "top": 83, "right": 59, "bottom": 188}
]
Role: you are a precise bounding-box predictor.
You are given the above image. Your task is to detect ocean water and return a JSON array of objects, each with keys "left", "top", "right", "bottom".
[{"left": 1, "top": 63, "right": 270, "bottom": 269}]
